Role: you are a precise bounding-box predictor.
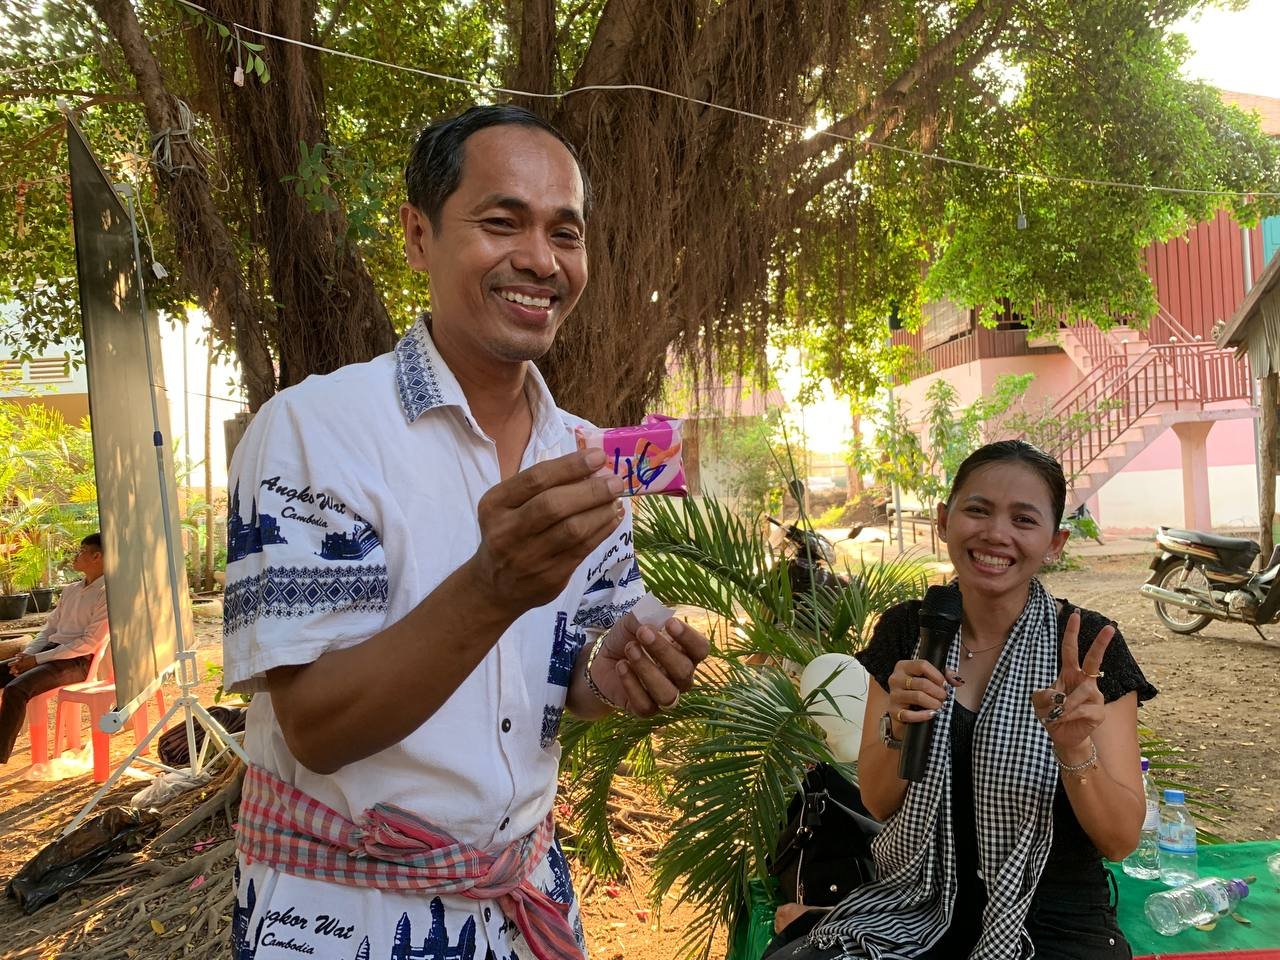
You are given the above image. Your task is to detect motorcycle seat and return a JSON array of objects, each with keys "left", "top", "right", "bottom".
[{"left": 1162, "top": 528, "right": 1260, "bottom": 566}]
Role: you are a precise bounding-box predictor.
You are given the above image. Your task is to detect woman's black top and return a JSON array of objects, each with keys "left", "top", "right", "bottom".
[{"left": 856, "top": 598, "right": 1158, "bottom": 959}]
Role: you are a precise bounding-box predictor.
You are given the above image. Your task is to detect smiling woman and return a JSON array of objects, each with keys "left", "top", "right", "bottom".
[{"left": 767, "top": 440, "right": 1158, "bottom": 960}]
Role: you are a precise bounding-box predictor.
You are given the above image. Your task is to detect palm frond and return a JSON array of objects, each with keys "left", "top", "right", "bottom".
[
  {"left": 1141, "top": 724, "right": 1227, "bottom": 844},
  {"left": 634, "top": 495, "right": 791, "bottom": 625},
  {"left": 562, "top": 493, "right": 934, "bottom": 956},
  {"left": 650, "top": 665, "right": 835, "bottom": 956},
  {"left": 560, "top": 711, "right": 672, "bottom": 877}
]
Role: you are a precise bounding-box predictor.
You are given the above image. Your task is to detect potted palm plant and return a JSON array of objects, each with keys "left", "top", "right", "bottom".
[
  {"left": 0, "top": 471, "right": 36, "bottom": 620},
  {"left": 11, "top": 491, "right": 79, "bottom": 612},
  {"left": 560, "top": 495, "right": 930, "bottom": 955},
  {"left": 0, "top": 548, "right": 30, "bottom": 620}
]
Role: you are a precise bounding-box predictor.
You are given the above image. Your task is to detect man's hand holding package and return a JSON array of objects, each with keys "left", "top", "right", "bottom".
[
  {"left": 468, "top": 447, "right": 627, "bottom": 613},
  {"left": 469, "top": 447, "right": 710, "bottom": 717},
  {"left": 588, "top": 608, "right": 710, "bottom": 717}
]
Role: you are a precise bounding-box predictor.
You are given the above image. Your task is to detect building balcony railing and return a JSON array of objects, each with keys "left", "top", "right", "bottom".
[{"left": 891, "top": 325, "right": 1058, "bottom": 376}]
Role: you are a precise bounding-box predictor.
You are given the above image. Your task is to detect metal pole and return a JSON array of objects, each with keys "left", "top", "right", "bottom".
[
  {"left": 1244, "top": 224, "right": 1264, "bottom": 532},
  {"left": 123, "top": 188, "right": 202, "bottom": 775},
  {"left": 886, "top": 335, "right": 905, "bottom": 552},
  {"left": 182, "top": 314, "right": 190, "bottom": 476}
]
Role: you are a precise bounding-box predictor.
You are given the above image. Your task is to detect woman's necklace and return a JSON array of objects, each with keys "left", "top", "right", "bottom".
[{"left": 959, "top": 627, "right": 1007, "bottom": 659}]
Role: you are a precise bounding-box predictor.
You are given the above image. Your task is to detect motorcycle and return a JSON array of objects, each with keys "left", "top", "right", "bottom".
[
  {"left": 766, "top": 515, "right": 848, "bottom": 598},
  {"left": 1138, "top": 526, "right": 1280, "bottom": 636}
]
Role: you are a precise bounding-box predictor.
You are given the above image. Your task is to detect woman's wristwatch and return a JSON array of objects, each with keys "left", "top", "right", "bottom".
[{"left": 879, "top": 712, "right": 903, "bottom": 750}]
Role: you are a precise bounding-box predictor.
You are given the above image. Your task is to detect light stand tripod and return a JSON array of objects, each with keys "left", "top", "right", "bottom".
[{"left": 63, "top": 150, "right": 248, "bottom": 834}]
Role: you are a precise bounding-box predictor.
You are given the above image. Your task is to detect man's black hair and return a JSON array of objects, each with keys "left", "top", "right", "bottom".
[
  {"left": 81, "top": 532, "right": 102, "bottom": 552},
  {"left": 405, "top": 104, "right": 591, "bottom": 232}
]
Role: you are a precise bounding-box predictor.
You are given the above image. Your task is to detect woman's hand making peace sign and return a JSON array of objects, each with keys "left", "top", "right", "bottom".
[{"left": 1030, "top": 610, "right": 1114, "bottom": 754}]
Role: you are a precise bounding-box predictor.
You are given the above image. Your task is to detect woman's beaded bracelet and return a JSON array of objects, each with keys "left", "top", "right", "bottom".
[
  {"left": 1054, "top": 739, "right": 1098, "bottom": 778},
  {"left": 583, "top": 635, "right": 619, "bottom": 710}
]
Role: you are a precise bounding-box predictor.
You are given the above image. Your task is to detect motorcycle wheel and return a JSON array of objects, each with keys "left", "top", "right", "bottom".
[{"left": 1152, "top": 558, "right": 1214, "bottom": 634}]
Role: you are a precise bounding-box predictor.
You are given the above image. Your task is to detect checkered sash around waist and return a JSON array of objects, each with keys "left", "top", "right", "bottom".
[{"left": 237, "top": 764, "right": 581, "bottom": 960}]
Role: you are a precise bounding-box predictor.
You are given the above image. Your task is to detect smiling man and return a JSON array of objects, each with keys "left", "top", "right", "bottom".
[{"left": 221, "top": 105, "right": 709, "bottom": 960}]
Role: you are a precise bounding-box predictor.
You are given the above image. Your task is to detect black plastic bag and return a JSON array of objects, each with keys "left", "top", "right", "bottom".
[
  {"left": 767, "top": 763, "right": 882, "bottom": 907},
  {"left": 7, "top": 806, "right": 162, "bottom": 913}
]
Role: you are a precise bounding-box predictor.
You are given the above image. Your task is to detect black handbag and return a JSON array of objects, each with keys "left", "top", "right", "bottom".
[
  {"left": 157, "top": 705, "right": 247, "bottom": 766},
  {"left": 767, "top": 763, "right": 882, "bottom": 906}
]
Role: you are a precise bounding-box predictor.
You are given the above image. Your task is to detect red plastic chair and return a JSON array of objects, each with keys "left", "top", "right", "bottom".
[
  {"left": 54, "top": 645, "right": 166, "bottom": 782},
  {"left": 24, "top": 626, "right": 111, "bottom": 766}
]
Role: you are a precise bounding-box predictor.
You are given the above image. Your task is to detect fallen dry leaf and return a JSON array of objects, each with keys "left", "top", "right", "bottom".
[{"left": 150, "top": 918, "right": 166, "bottom": 935}]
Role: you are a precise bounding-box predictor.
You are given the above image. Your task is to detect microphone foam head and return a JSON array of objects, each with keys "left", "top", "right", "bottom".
[{"left": 921, "top": 583, "right": 962, "bottom": 624}]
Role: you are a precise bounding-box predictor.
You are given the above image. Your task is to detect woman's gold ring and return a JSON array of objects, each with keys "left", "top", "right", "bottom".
[
  {"left": 905, "top": 676, "right": 913, "bottom": 691},
  {"left": 896, "top": 709, "right": 906, "bottom": 724},
  {"left": 1084, "top": 670, "right": 1104, "bottom": 679}
]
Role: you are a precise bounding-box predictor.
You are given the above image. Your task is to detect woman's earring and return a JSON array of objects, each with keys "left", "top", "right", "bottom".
[{"left": 1044, "top": 554, "right": 1054, "bottom": 563}]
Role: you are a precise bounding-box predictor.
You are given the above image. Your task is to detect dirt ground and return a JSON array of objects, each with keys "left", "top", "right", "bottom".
[{"left": 1, "top": 553, "right": 1277, "bottom": 959}]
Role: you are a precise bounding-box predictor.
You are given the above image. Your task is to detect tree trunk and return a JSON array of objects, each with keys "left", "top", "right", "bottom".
[
  {"left": 91, "top": 0, "right": 394, "bottom": 409},
  {"left": 94, "top": 0, "right": 1017, "bottom": 424},
  {"left": 203, "top": 0, "right": 397, "bottom": 393},
  {"left": 89, "top": 0, "right": 277, "bottom": 409},
  {"left": 1260, "top": 372, "right": 1278, "bottom": 558},
  {"left": 846, "top": 410, "right": 864, "bottom": 501}
]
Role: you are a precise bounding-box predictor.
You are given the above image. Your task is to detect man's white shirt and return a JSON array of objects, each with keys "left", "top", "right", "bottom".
[
  {"left": 23, "top": 577, "right": 108, "bottom": 663},
  {"left": 222, "top": 318, "right": 644, "bottom": 960}
]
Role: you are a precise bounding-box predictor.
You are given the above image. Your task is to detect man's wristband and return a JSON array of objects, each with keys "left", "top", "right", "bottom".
[{"left": 583, "top": 636, "right": 619, "bottom": 710}]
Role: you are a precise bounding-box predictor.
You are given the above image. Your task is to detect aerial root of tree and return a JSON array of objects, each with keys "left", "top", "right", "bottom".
[{"left": 152, "top": 758, "right": 245, "bottom": 848}]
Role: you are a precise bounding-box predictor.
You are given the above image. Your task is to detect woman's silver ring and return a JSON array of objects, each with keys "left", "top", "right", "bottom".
[{"left": 657, "top": 692, "right": 680, "bottom": 710}]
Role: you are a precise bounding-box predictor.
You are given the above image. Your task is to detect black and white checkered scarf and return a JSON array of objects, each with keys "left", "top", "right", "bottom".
[{"left": 809, "top": 578, "right": 1061, "bottom": 960}]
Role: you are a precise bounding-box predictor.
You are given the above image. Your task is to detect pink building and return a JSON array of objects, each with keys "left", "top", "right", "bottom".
[{"left": 890, "top": 94, "right": 1279, "bottom": 533}]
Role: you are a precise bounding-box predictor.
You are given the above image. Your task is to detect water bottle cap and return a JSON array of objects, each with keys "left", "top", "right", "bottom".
[
  {"left": 1230, "top": 879, "right": 1250, "bottom": 899},
  {"left": 1140, "top": 757, "right": 1150, "bottom": 772},
  {"left": 1163, "top": 788, "right": 1185, "bottom": 804}
]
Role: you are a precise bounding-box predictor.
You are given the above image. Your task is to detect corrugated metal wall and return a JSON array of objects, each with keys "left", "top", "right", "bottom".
[{"left": 1143, "top": 210, "right": 1265, "bottom": 340}]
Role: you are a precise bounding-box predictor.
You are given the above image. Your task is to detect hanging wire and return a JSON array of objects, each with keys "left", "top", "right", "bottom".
[
  {"left": 161, "top": 0, "right": 1280, "bottom": 201},
  {"left": 5, "top": 1, "right": 1280, "bottom": 200}
]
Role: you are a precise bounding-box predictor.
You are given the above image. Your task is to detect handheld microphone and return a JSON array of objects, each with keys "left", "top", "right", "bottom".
[{"left": 899, "top": 584, "right": 963, "bottom": 782}]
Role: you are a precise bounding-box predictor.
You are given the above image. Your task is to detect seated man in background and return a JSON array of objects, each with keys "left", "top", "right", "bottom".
[{"left": 0, "top": 532, "right": 109, "bottom": 764}]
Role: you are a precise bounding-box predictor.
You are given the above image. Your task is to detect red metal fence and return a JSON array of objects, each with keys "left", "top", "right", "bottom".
[{"left": 1045, "top": 342, "right": 1250, "bottom": 481}]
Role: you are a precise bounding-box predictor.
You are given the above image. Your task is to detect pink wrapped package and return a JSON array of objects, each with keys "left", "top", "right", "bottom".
[{"left": 575, "top": 414, "right": 687, "bottom": 497}]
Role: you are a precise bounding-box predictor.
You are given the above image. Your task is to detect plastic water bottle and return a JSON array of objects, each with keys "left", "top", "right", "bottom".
[
  {"left": 1122, "top": 757, "right": 1161, "bottom": 880},
  {"left": 1144, "top": 877, "right": 1249, "bottom": 936},
  {"left": 1157, "top": 788, "right": 1198, "bottom": 886}
]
